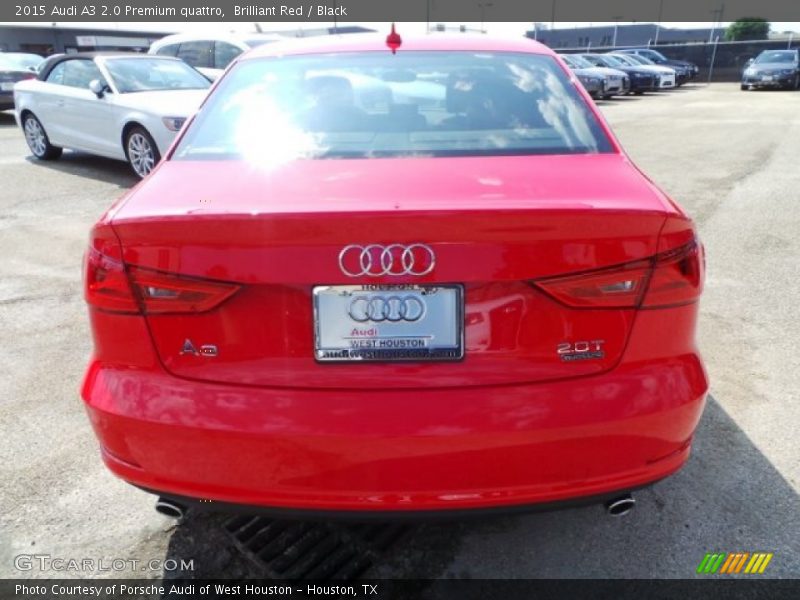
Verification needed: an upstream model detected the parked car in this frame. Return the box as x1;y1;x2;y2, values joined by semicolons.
14;53;211;177
558;54;605;98
560;53;629;99
608;53;676;89
617;48;698;83
80;34;707;517
149;32;283;80
0;53;42;110
741;49;800;90
580;53;658;94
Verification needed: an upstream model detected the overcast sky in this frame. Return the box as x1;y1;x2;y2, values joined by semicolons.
9;21;800;35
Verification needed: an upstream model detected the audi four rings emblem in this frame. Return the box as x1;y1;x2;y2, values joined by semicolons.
348;295;426;322
338;244;435;277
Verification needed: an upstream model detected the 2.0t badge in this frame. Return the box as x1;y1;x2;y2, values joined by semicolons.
557;340;606;362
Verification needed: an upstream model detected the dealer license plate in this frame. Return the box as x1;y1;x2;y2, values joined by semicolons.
761;76;774;82
313;284;463;362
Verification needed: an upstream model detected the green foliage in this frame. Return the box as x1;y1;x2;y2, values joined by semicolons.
725;19;770;41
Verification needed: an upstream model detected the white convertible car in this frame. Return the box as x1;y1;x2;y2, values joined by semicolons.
14;53;211;178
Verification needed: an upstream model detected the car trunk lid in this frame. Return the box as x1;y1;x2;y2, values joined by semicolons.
111;154;674;389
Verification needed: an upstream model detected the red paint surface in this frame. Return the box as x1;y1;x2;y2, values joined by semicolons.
81;35;708;512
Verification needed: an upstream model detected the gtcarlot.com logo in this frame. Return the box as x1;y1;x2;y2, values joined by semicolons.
697;552;773;575
14;554;194;573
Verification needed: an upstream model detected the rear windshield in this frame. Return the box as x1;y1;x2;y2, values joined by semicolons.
173;51;614;163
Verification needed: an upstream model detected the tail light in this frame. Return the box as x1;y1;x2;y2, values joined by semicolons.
533;239;703;309
84;225;239;314
84;224;138;313
641;240;703;308
128;267;239;314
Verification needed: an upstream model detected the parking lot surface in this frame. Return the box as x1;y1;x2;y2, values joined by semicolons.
1;83;798;580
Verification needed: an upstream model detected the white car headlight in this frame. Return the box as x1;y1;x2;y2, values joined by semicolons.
162;117;186;132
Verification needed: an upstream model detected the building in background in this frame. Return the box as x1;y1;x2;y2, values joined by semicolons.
528;23;715;49
0;25;172;54
0;24;374;57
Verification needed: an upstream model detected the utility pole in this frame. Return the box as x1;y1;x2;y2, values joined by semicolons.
612;17;622;48
426;0;431;33
333;0;338;33
709;3;725;43
654;0;664;45
478;2;493;34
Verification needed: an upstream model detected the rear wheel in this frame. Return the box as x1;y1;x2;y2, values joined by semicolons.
22;113;62;160
125;126;160;179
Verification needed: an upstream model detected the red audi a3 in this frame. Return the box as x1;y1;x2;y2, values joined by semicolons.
81;32;708;517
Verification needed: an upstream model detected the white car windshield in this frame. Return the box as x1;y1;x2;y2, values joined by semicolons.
609;55;636;66
561;54;593;69
174;51;614;163
0;53;42;71
104;58;211;93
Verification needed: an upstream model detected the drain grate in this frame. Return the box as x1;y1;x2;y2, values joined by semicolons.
224;515;414;580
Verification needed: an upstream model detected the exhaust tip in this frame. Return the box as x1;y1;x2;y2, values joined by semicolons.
155;498;186;519
605;494;635;517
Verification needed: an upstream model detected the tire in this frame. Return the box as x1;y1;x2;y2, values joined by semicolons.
741;83;748;91
22;113;62;160
124;126;160;179
794;75;800;90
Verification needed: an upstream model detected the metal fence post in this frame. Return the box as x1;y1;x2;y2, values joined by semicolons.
707;35;720;84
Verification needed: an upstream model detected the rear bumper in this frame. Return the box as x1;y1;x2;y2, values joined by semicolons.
82;350;708;513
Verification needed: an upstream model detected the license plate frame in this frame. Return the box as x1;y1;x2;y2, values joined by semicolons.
313;284;464;363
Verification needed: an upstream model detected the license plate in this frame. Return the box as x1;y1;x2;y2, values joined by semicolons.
762;76;774;82
313;284;463;362
0;82;14;91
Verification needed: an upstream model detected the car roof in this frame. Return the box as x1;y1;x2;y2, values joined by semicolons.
243;33;552;60
37;52;176;81
151;31;283;48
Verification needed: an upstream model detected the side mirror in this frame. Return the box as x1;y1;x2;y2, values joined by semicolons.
89;79;107;98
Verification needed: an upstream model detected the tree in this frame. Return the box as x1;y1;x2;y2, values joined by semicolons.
725;18;770;41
